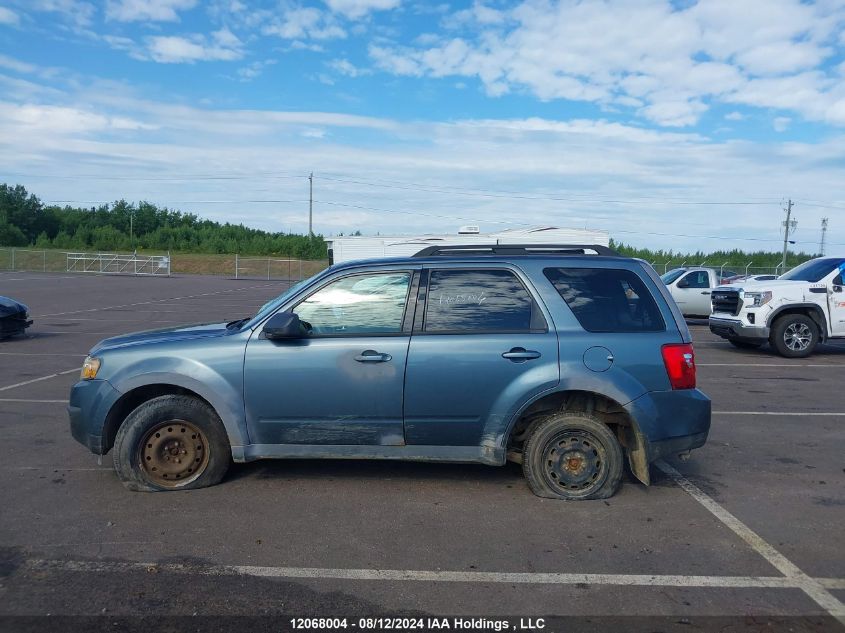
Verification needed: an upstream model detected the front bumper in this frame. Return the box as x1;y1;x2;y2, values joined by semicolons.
68;379;122;455
709;316;770;341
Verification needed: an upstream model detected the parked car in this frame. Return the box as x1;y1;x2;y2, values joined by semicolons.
0;296;33;339
661;267;738;317
710;256;845;357
721;274;779;285
69;244;711;500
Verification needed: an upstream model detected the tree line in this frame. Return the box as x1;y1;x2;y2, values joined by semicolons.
0;183;821;266
0;184;328;259
609;239;816;270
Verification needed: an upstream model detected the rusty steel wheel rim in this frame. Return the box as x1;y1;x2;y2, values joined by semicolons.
541;430;608;494
139;420;209;488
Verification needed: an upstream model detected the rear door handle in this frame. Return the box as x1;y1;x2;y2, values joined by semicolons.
701;291;711;295
502;347;541;361
354;350;392;362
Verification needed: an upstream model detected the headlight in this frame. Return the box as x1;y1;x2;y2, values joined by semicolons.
742;291;772;307
80;356;101;380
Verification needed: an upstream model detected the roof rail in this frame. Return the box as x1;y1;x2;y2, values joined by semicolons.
412;244;619;258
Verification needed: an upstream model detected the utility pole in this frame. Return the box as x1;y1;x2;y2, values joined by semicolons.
308;172;313;237
819;217;828;256
781;199;795;272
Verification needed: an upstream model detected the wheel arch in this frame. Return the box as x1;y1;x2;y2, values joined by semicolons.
503;389;651;485
104;371;247;455
767;304;829;341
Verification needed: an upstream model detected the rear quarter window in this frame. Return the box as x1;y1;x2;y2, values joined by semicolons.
544;267;665;333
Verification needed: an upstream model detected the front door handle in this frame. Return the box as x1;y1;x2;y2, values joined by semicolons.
354;350;392;362
701;291;711;295
502;347;541;361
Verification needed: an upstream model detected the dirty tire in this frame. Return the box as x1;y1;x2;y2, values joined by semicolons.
113;395;230;492
728;338;764;350
523;412;623;500
770;313;818;358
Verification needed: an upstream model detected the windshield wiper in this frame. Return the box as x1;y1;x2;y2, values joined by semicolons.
226;317;252;329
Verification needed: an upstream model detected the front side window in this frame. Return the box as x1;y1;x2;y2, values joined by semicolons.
424;269;544;333
295;272;411;335
544;267;665;333
679;271;709;289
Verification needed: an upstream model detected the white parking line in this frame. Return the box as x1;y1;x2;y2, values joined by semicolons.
14;559;807;588
0;352;85;357
714;411;845;416
0;369;78;392
656;461;845;622
0;398;69;403
699;363;844;368
35;283;276;318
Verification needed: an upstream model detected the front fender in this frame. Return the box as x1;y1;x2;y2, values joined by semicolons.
107;357;248;451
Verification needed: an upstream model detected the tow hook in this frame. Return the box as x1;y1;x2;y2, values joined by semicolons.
677;450;691;462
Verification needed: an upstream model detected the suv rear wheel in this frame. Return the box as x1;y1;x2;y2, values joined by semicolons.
113;395;230;492
523;413;623;500
770;313;819;358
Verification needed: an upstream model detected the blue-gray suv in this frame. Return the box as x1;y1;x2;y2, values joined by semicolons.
69;244;710;500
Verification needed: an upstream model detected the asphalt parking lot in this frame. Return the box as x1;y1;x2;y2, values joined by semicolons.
0;271;843;631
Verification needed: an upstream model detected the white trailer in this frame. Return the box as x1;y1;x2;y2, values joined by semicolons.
326;226;610;265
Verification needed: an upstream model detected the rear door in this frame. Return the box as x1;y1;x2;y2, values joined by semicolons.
403;266;559;446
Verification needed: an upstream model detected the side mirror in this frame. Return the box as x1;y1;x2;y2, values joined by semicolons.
833;274;843;288
677;278;689;289
263;312;307;340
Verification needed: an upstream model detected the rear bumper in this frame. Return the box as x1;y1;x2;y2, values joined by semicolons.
68;379;122;455
709;317;769;341
625;388;711;463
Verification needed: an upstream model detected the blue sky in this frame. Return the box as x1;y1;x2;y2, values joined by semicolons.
1;0;844;253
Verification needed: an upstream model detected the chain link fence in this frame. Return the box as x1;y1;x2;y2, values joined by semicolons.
0;247;328;280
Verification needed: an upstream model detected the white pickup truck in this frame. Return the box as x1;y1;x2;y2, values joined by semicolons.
661;267;737;317
709;257;845;357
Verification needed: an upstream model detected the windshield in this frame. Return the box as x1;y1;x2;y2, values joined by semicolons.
249;276;320;325
660;269;686;284
780;258;845;283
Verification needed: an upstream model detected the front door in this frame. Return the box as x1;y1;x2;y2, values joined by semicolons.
829;270;845;336
403;267;559;447
244;270;415;446
674;270;712;315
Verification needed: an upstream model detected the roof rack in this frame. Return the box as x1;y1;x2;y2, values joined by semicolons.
412;244;619;258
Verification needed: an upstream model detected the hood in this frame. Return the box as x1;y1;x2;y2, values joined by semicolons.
90;321;232;354
0;296;29;318
717;279;804;292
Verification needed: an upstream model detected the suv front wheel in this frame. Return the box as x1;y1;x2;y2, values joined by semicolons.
113;395;230;492
523;413;623;500
770;313;819;358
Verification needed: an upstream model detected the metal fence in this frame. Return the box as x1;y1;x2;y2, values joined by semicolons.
650;261;790;276
233;255;329;281
0;247;327;280
66;252;171;276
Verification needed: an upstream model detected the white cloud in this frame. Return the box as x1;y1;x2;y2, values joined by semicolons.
23;0;96;26
773;116;791;132
141;28;244;63
0;6;20;25
236;58;276;81
263;7;346;40
105;0;197;22
328;58;370;77
725;111;745;121
324;0;400;20
368;0;845;127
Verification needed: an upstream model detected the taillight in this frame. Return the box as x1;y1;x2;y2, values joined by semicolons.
662;343;696;390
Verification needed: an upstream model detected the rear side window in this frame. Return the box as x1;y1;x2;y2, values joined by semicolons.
424;269;546;333
544;268;665;333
